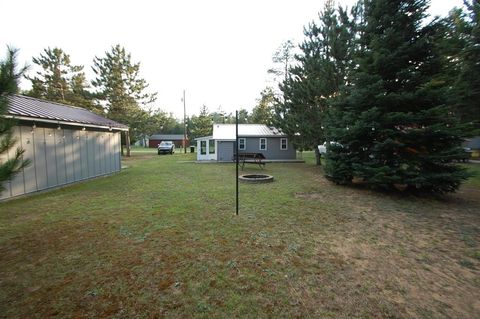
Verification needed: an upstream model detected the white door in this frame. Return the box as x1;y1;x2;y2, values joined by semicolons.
197;139;217;160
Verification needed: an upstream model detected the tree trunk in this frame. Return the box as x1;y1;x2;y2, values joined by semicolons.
314;146;321;166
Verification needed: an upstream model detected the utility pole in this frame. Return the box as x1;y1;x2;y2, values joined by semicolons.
235;110;239;215
183;90;187;153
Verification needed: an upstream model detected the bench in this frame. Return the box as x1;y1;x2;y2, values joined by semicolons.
233;152;266;170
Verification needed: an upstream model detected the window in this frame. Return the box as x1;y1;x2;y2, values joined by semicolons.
200;141;206;154
238;138;246;150
259;138;267;151
209;140;215;154
280;138;288;150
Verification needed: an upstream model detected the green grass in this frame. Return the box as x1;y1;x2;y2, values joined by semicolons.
0;151;479;318
463;162;480;187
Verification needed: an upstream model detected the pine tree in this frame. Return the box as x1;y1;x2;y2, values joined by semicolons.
325;0;470;193
275;0;355;164
237;108;249;124
0;47;30;191
27;47;70;102
250;87;275;125
267;40;295;84
190;105;213;140
26;47;99;111
92;44;157;147
453;0;480;126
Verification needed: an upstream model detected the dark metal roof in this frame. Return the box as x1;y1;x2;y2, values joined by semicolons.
150;134;186;140
5;94;128;130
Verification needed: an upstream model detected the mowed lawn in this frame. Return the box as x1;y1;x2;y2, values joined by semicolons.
1;150;479;318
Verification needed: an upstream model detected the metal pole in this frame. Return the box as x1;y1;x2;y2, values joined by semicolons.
236;110;239;215
183;90;187;153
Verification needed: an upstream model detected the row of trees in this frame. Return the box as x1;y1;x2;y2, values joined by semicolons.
272;0;479;193
23;45;181;145
186;88;277;140
24;45;280;144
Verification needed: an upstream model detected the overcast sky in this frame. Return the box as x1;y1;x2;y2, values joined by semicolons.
1;0;464;118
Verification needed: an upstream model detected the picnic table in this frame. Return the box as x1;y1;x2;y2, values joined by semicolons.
233;152;266;170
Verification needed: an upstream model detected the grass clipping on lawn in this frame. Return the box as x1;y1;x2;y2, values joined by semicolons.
0;150;479;318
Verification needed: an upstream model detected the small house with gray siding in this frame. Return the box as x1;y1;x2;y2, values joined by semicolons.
196;124;296;161
0;95;128;200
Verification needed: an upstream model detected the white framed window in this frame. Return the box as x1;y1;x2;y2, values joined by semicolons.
209;140;215;154
259;138;267;151
238;138;246;150
200;141;206;154
280;138;288;150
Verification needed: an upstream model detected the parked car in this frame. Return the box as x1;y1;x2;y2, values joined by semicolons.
318;142;342;155
158;141;175;155
318;143;327;155
460;147;472;162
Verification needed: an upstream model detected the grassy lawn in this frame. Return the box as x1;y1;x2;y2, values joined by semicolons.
1;150;479;318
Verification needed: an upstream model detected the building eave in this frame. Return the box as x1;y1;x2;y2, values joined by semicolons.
4;115;129;131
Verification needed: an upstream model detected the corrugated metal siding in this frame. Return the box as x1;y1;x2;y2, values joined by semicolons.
211;137;296;161
34;128;48;190
0;125;122;201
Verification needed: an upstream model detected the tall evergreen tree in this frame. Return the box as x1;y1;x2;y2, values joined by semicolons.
189;105;213;140
92;44;157;146
26;47;99;111
275;0;355;164
325;0;470;193
0;47;30;191
452;0;480;126
267;40;295;84
250;87;275;125
237;108;249;124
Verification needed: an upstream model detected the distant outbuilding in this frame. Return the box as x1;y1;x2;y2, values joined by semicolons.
195;124;297;161
148;134;189;148
1;95;128;200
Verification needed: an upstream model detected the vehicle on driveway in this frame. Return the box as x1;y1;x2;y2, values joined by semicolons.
158;141;175;154
318;142;342;155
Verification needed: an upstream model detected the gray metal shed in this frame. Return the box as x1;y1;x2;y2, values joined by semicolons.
0;95;129;200
196;124;297;161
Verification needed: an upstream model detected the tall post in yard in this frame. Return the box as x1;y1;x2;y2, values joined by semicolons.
236;110;239;215
183;90;187;154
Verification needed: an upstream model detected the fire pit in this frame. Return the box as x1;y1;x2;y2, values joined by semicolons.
239;174;274;183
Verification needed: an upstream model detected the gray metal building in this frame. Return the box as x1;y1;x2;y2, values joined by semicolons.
196;124;297;161
0;95;128;200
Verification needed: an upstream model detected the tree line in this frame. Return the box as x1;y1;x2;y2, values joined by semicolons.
187;87;276;140
270;0;479;193
21;45;174;145
8;44;277;144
